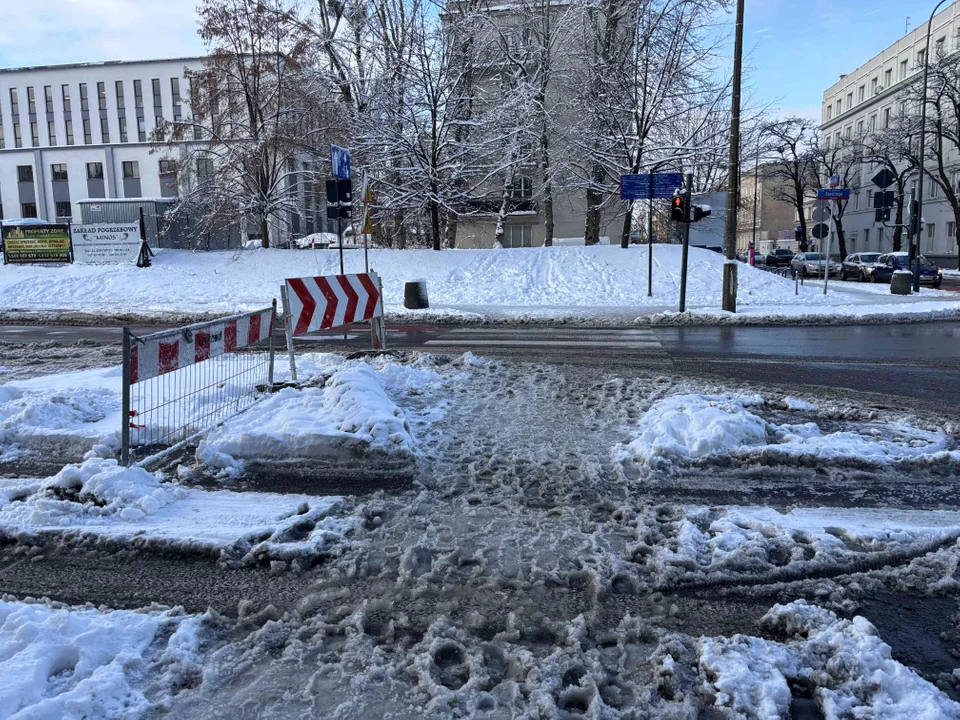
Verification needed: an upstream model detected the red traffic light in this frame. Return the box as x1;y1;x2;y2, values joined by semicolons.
671;195;686;222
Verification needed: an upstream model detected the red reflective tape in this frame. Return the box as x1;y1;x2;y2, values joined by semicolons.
248;313;261;344
358;273;379;319
337;275;359;323
129;344;139;385
159;339;179;374
287;278;315;336
315;276;339;329
195;331;210;362
224;320;238;352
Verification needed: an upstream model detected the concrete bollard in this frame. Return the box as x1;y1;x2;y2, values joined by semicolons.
890;271;912;296
404;279;429;309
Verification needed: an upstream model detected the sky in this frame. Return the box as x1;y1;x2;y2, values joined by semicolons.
0;0;934;121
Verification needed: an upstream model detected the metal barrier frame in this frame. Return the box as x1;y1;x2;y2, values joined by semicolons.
121;303;276;466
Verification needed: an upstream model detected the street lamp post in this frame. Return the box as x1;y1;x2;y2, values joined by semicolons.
722;0;745;312
751;134;761;259
914;0;949;292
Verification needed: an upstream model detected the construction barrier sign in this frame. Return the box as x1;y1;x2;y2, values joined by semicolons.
2;223;72;264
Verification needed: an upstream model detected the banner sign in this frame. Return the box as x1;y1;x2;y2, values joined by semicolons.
2;223;72;264
71;224;141;263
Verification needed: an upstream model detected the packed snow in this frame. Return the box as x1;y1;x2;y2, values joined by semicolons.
0;245;957;323
700;600;960;718
0;598;205;719
617;393;958;469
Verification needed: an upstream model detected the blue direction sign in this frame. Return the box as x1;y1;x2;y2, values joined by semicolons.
620;172;684;200
331;145;351;179
816;188;851;200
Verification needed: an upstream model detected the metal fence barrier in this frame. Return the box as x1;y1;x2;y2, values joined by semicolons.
121;304;276;465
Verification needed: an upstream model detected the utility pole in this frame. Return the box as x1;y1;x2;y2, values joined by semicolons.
751;134;761;261
722;0;745;312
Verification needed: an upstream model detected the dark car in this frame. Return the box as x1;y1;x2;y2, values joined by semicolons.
864;252;943;287
840;252;881;281
765;248;794;266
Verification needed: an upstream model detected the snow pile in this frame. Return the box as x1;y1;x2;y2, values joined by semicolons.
197;362;418;468
700;600;960;718
0;367;121;460
642;505;960;585
0;598;204;719
1;245;955;322
618;393;957;468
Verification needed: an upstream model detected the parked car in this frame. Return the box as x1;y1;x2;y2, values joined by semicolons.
863;252;943;287
765;248;794;266
790;252;841;278
840;252;881;281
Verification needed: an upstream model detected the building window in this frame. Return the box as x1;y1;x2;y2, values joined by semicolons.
61;84;71;112
824;136;830;150
835;100;841;115
87;162;103;180
857;85;865;103
122;161;140;179
917;49;926;68
936;37;946;58
82;117;92;144
929;182;939;198
926;223;936;251
883;108;890;128
871;78;878;95
152;78;162;107
844;126;851;139
884;69;892;88
510;176;533;200
44;85;53;113
196;157;214;180
21;202;37;218
97;82;107;111
17;165;33;183
503;225;532;248
948;221;956;239
47;120;57;146
100;116;110;143
155;114;164;132
137;116;146;142
51;164;68;181
13;123;21;148
856;120;863;136
170;77;181;106
26;86;35;114
55;201;72;218
9;88;18;115
115;81;125;109
826;105;832;121
854;191;860;210
118;115;128;142
868;114;877;131
845;92;852;110
864;228;870;247
64;119;74;145
159;159;176;175
134;80;143;108
30;121;38;147
900;60;908;80
80;83;89;112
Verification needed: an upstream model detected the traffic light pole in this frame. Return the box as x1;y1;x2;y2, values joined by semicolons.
647;182;654;297
678;173;693;313
722;0;745;313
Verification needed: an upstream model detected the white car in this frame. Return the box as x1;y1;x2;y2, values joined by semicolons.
789;252;841;278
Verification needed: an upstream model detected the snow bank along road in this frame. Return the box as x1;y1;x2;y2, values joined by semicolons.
1;347;959;717
2;244;959;325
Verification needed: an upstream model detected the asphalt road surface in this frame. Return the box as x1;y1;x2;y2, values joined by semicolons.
1;320;957;408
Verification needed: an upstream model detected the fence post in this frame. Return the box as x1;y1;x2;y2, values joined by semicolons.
268;298;277;387
121;328;131;466
279;284;298;383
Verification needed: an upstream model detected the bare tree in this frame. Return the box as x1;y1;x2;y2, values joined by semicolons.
762;117;818;251
812;133;862;260
858;120;917;252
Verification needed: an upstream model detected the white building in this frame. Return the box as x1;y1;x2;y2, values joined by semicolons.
0;57;204;224
820;2;960;263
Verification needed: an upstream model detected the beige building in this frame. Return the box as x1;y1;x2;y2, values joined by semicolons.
737;165;800;254
820;1;960;263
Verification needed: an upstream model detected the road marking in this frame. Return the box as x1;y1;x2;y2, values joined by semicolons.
425;339;662;349
424;327;666;353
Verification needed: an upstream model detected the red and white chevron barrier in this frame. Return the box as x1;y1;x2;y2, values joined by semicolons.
284;272;383;336
128;307;274;384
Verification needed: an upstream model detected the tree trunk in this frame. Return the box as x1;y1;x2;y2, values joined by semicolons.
430;195;442;252
620;206;633;248
540;134;554;247
797;217;809;252
835;221;847;260
260;216;270;249
955;208;960;270
445;212;458;249
584;185;602;245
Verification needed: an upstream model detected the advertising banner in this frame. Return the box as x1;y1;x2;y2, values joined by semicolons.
71;224;141;263
2;223;72;264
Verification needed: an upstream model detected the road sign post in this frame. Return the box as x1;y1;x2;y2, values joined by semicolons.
620;172;683;296
678;173;693;313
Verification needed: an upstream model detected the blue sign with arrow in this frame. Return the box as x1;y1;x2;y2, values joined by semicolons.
620;172;684;200
331;145;351;180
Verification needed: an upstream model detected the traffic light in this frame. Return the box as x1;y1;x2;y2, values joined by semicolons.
908;199;919;237
671;194;687;222
691;204;711;222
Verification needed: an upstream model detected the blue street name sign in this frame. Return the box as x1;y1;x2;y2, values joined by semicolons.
816;188;851;200
331;145;351;180
620;172;684;200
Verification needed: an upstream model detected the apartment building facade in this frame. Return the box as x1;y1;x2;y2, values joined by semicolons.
737;165;800;254
0;57;203;226
820;1;960;264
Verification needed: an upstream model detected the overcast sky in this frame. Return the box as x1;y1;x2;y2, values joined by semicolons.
0;0;936;122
